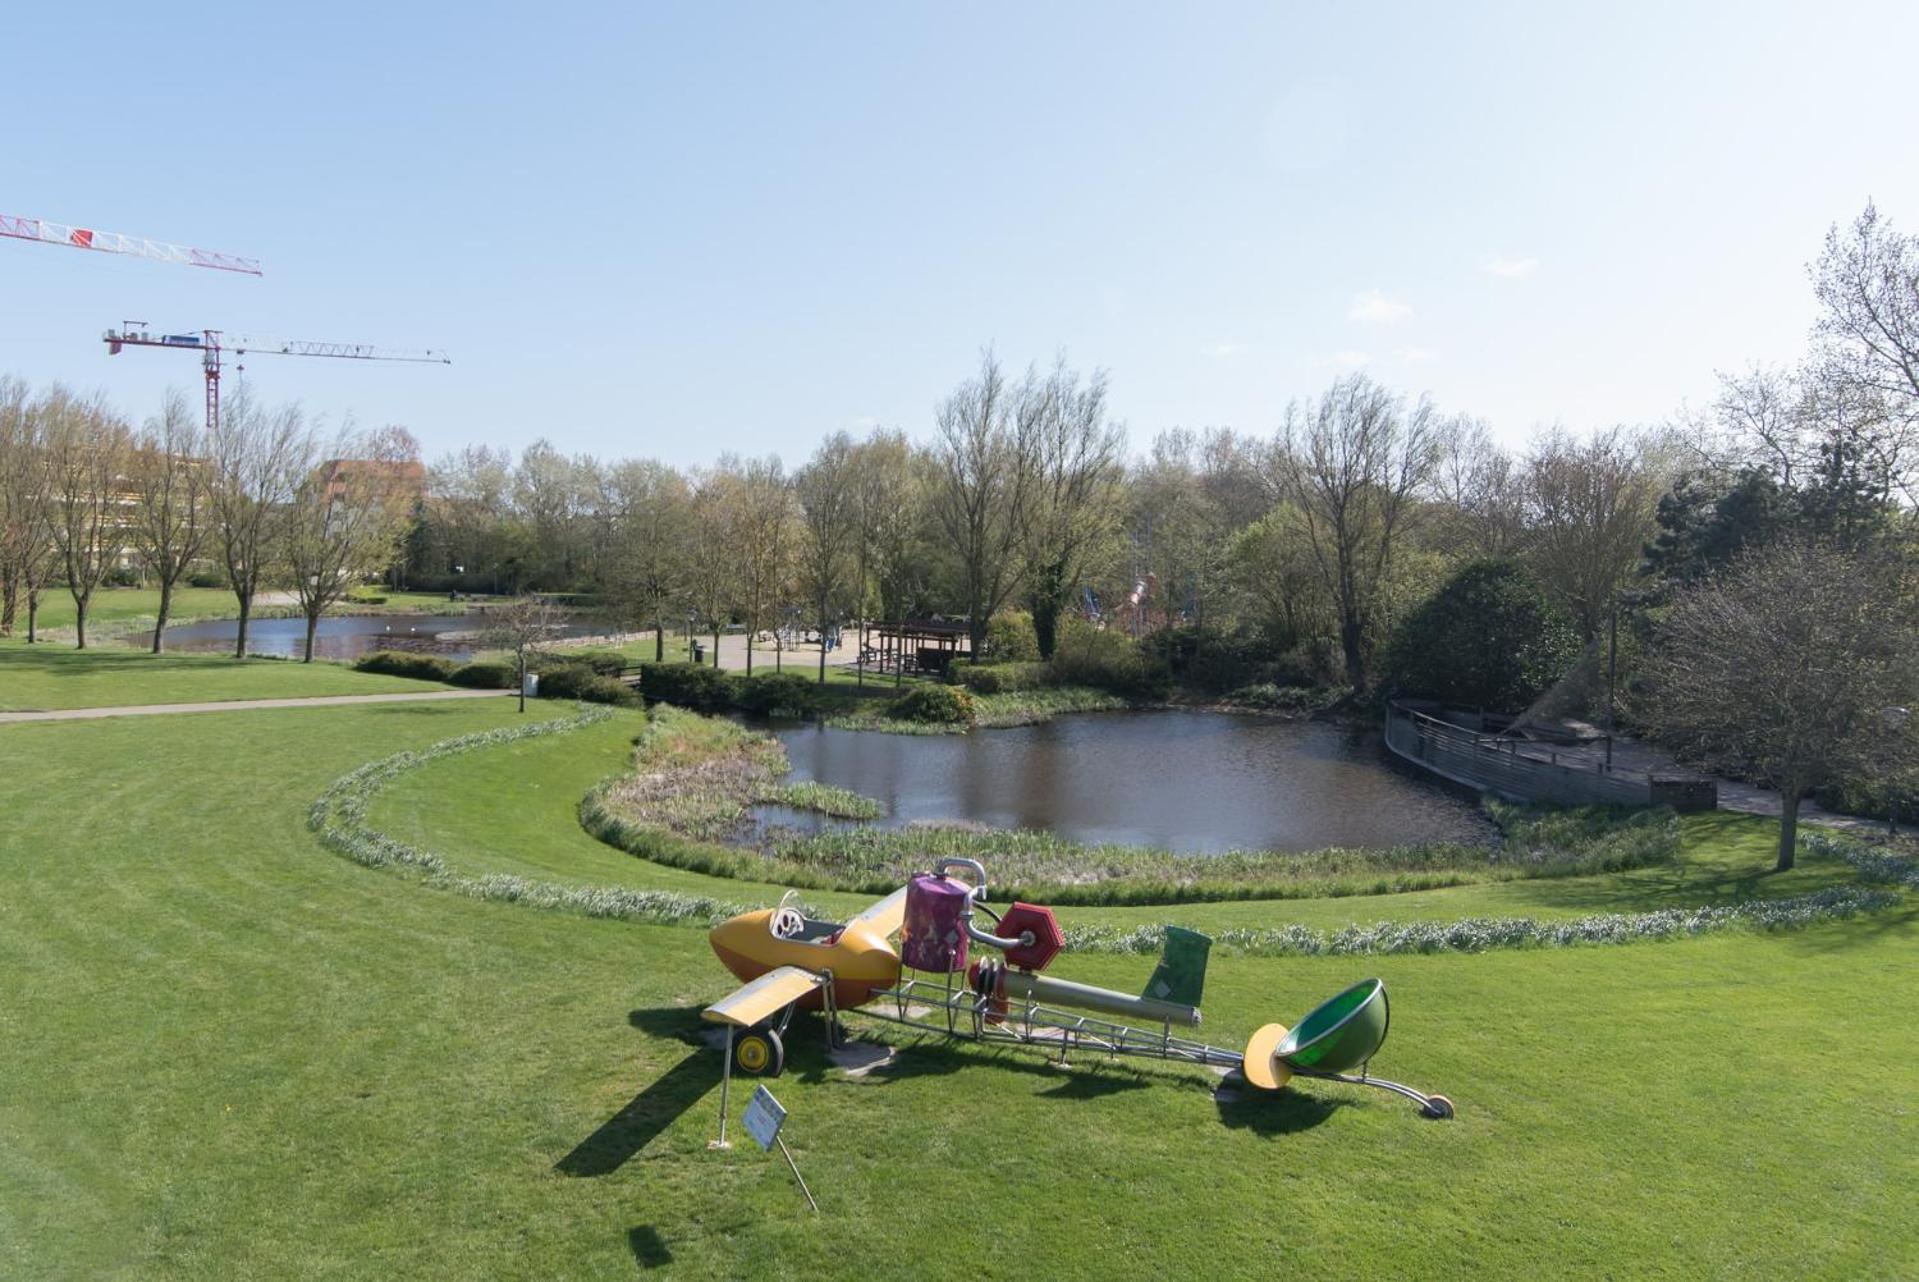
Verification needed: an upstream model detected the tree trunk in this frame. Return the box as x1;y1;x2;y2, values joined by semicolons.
1;574;16;636
654;617;664;663
27;588;40;643
1777;788;1801;871
152;579;174;654
75;598;89;650
712;627;721;669
303;610;319;663
1030;562;1066;660
818;612;829;686
1340;611;1366;690
234;590;253;658
517;649;527;713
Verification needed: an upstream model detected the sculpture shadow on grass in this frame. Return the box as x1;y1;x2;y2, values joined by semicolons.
555;1050;713;1178
626;1225;673;1270
1213;1084;1347;1136
555;1008;717;1179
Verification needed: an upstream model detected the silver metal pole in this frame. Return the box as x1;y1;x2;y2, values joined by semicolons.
709;1027;733;1150
776;1135;819;1212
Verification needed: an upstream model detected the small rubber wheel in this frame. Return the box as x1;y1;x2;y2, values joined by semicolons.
733;1027;785;1078
1420;1094;1455;1120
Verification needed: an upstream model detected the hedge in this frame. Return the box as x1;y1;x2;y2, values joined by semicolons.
353;650;456;681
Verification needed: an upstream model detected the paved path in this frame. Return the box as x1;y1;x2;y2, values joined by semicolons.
0;688;510;724
1513;723;1886;837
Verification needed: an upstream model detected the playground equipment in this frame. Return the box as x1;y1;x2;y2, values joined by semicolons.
700;858;1453;1124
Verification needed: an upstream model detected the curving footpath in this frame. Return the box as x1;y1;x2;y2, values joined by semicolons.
0;688;510;724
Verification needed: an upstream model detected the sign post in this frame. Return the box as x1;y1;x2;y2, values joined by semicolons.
743;1085;817;1213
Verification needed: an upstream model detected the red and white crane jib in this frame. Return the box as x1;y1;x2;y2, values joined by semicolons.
0;212;262;275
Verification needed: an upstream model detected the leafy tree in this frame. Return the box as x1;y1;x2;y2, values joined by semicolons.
1643;468;1793;587
1637;540;1918;869
1382;559;1579;712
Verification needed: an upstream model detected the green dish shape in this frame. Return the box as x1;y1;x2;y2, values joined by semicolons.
1278;978;1390;1074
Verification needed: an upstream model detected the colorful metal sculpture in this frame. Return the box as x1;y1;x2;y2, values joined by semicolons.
699;859;1454;1124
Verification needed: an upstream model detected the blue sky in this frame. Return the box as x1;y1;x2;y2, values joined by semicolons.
4;2;1916;465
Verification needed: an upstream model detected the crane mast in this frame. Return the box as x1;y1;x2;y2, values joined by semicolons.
105;326;450;432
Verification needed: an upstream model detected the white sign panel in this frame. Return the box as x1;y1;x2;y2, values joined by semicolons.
743;1085;786;1153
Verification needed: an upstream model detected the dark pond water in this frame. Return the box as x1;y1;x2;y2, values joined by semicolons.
131;612;605;662
767;710;1492;854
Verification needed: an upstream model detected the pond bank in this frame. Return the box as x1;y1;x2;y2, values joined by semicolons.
581;706;1681;905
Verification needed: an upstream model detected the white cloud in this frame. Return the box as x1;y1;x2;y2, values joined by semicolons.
847;415;882;430
1327;349;1372;368
1348;289;1413;324
1481;254;1539;278
1202;341;1247;357
1396;345;1439;363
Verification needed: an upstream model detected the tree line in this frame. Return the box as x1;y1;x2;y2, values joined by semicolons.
0;382;417;660
3;204;1915;803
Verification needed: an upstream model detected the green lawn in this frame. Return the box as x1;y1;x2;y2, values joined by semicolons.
2;664;1915;1278
0;639;452;711
17;585;257;635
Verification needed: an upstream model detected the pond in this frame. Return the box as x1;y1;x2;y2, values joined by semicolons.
767;709;1493;855
131;612;606;662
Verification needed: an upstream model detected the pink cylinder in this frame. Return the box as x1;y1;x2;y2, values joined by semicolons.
900;873;970;973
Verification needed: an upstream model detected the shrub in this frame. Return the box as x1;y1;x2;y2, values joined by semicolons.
1046;621;1171;698
535;663;639;706
532;647;627;677
448;660;516;689
637;661;738;712
354;650;456;681
349;593;390;606
952;661;1048;695
734;671;819;717
981;610;1041;662
188;569;226;589
887;683;975;724
1382;560;1579;711
1226;683;1347;713
1272;638;1341;688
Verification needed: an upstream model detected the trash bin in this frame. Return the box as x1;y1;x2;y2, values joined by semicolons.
690;641;705;664
522;672;540;698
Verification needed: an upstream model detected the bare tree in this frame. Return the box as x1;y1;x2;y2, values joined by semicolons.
0;377;58;640
729;455;794;676
1271;373;1441;689
211;387;309;656
1432;416;1526;558
1019;358;1125;657
45;388;132;649
850;429;925;680
1521;427;1665;639
606;459;691;662
1811;202;1919;498
1638;540;1918;869
283;426;419;662
481;594;565;712
685;464;739;666
795;433;858;683
930;351;1035;656
126;390;211;653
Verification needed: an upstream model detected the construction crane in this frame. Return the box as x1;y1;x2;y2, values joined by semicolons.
3;212;261;275
105;325;451;432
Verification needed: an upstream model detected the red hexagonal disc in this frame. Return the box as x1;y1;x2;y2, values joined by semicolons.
999;902;1064;971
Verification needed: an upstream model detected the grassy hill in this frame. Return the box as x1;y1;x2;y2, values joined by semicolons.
1;647;1913;1278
